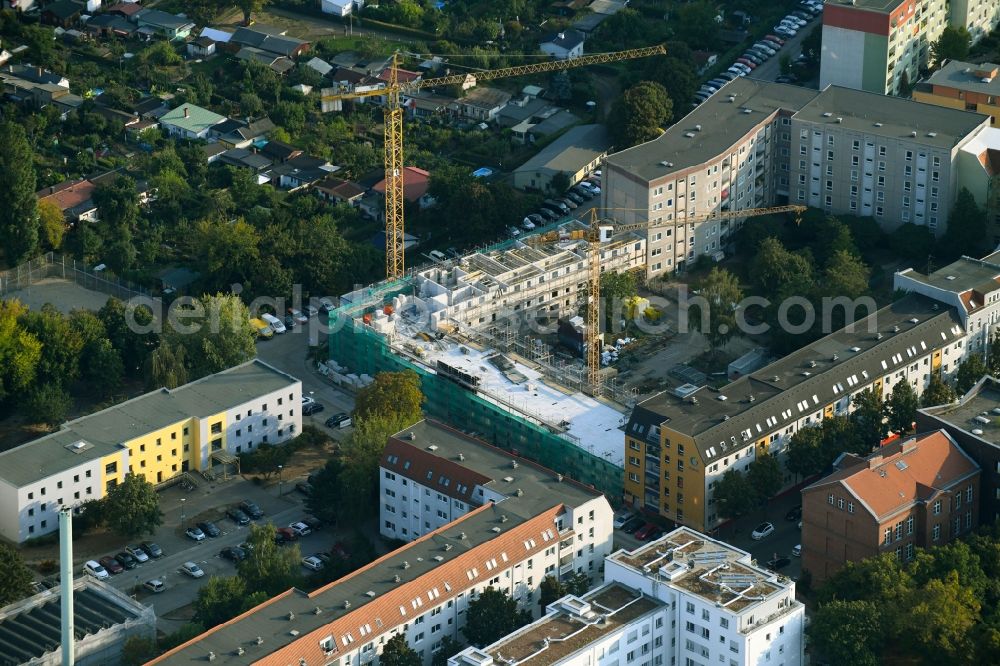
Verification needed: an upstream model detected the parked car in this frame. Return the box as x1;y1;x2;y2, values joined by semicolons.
527;213;546;226
185;526;206;541
125;545;149;563
565;192;585;204
774;25;796;36
762;39;783;50
318;297;337;313
559;197;578;210
571;185;594;199
303;401;325;416
284;315;297;329
289;521;313;537
621;516;645;533
785;14;807;26
537;207;560;221
295;481;313;496
742;53;763;65
767;556;792;570
84;560;109;580
753;44;776;56
98;555;124;575
718;72;738;81
304;305;319;318
325;412;351;428
634;522;658;540
792;544;802;557
521;217;536;230
197;521;221;538
751;522;775;540
144;579;165;593
578;180;598;192
261;312;286;334
303;516;324;532
181;561;205;578
765;35;786;45
240;500;264;520
302;555;325;571
613;511;632;529
221;546;247;562
114;552;137;570
227;507;250;525
785;505;803;521
287;308;308;324
544;198;570;213
140;542;163;559
791;10;812;20
275;526;298;543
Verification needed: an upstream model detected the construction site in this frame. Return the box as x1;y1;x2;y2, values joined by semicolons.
327;221;648;500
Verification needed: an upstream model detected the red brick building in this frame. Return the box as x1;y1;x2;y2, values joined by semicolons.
801;430;980;584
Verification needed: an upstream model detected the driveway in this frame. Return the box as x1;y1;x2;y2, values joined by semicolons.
744;16;819;84
713;487;808;582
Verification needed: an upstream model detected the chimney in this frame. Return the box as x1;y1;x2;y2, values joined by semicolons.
59;508;74;666
868;455;884;470
37;66;42;78
901;437;919;453
558;32;565;40
184;107;189;118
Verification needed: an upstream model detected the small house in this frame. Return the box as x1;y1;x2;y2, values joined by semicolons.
539;30;585;59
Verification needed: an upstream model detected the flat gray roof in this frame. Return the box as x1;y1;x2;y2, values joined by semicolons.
897;255;1000;294
0;359;299;488
793;85;989;150
921;377;1000;448
605;78;817;182
925;60;1000;96
630;295;964;462
826;0;904;13
152;420;603;666
515;124;610;175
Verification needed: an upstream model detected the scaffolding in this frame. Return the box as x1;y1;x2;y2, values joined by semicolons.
328;294;626;501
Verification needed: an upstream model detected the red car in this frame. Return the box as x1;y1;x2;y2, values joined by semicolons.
634;522;658;540
736;58;757;69
98;555;124;575
765;34;786;45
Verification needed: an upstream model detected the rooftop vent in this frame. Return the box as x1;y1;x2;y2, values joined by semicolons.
256;637;263;645
772;375;780;382
876;332;884;340
909;318;919;324
394;574;401;583
402;561;410;569
832;354;839;361
434;555;444;561
289;629;300;637
801;371;812;377
511;460;519;469
500;515;508;523
515;488;524;497
809;360;817;368
315;605;324;614
722;415;730;421
728;95;736;102
874;122;883;127
457;453;465;461
910;131;917;137
426;444;438;451
660;160;669;166
695;124;702;131
208;652;216;662
928;132;937;137
718;394;728;401
850;346;861;352
408;432;416;441
836;117;843;123
556;473;564;482
684;132;696;138
491;526;502;533
503;475;514;483
288;612;295;621
822;112;833;117
344;600;351;609
893;325;900;333
742;108;752;114
690;396;699;405
460;532;467;540
748;394;756;403
444;543;453;551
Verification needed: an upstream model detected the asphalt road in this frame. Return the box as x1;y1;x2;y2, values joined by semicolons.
734;14;819;84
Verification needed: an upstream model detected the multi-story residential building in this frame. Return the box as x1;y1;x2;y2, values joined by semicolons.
0;359;301;543
801;430;980;583
918;375;1000;524
914;60;1000;125
602;78;989;277
452;528;805;666
151;419;614;666
894;249;1000;353
624;294;968;532
954;126;1000;245
450;584;668;666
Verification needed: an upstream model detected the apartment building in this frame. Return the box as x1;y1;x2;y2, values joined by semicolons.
786;85;987;233
151;419;614;666
894;249;1000;353
955;126;1000;245
918;375;1000;524
601;78;988;277
801;430;980;583
624;294;968;532
401;221;645;331
914;61;1000;125
0;360;301;543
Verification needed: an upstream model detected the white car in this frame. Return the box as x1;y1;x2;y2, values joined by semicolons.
302;555;324;571
521;217;536;230
753;44;776;56
302;395;315;406
261;313;286;334
751;522;775;540
185;526;206;541
784;15;807;26
125;545;149;563
144;578;165;593
288;308;308;324
83;560;109;580
290;521;313;537
181;561;205;578
792;544;802;557
732;63;752;74
612;512;632;529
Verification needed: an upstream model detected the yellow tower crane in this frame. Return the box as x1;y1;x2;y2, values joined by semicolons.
321;45;667;280
583;204;807;396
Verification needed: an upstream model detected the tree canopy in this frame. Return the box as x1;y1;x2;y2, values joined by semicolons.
712;469;757;519
463;587;532;647
884;381;918;434
0;122;39;265
238;523;302;596
194;576;267;627
694;267;743;349
353;370;424;425
381;635;422;666
102;473;163;538
608;81;672;149
0;544;34;606
932;26;972;66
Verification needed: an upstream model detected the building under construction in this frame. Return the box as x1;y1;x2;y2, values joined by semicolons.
328;224;644;500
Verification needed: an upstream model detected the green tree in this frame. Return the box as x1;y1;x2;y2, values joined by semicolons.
238;0;270;26
932;26;972;66
712;469;758;519
306;457;345;525
24;384;72;427
0;300;41;405
37;199;65;250
20;304;84;388
194;576;267;627
989;334;1000;376
339;415;413;520
144;341;190;390
851;389;885;449
900;571;980;659
819;415;866;465
608;81;672;149
600;270;637;332
463;587;532;647
540;575;567;608
93;176;140;230
165;293;257;379
785;425;826;478
0;122;39;264
817;552;912;605
98;298;157;377
239;443;292;480
747;453;783;502
121;635;158;666
0;543;34;605
549;172;571;195
942;187;986;259
194;217;261;288
102;473;163;538
820;249;870;300
884;380;918;434
921;371;957;407
889;223;935;263
808;600;883;666
749;237;814;296
956;353;988;394
238;522;302;596
432;637;464;666
674;1;719;49
354;370;424;425
695;267;743;349
382;635;422;666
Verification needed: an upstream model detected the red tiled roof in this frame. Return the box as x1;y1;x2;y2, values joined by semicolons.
382;435;492;502
809;430;979;518
315;176;365;201
107;2;142;16
372;166;430;202
36;179;96;212
378;68;421;83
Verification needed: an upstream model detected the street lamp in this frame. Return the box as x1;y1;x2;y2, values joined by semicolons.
180;498;186;526
277;465;283;497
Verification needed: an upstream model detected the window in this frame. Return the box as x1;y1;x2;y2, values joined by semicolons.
211;422;222;434
933;500;942;515
105;462;117;475
933;524;941;541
